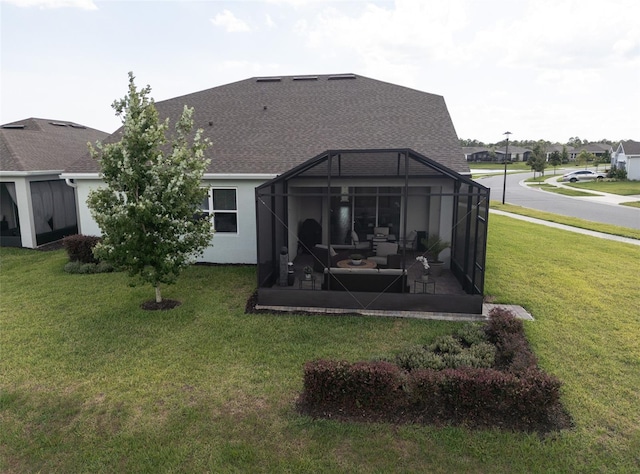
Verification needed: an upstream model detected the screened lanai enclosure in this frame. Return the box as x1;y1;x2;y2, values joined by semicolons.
255;149;490;315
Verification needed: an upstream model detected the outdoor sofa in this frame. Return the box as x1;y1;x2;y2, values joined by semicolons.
321;267;409;293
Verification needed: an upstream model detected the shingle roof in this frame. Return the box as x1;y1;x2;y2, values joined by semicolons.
0;118;108;172
621;140;640;155
66;74;468;175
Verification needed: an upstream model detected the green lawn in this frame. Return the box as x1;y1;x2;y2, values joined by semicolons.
531;183;596;197
565;180;640;196
491;201;640;240
1;218;639;472
468;162;531;171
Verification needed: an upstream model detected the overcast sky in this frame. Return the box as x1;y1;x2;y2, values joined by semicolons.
1;0;638;144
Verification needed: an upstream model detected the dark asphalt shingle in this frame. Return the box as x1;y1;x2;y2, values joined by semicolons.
66;74;468;174
1;118;108;172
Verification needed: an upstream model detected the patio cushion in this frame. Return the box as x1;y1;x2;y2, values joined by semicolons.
376;242;397;257
322;267;408;293
311;245;350;272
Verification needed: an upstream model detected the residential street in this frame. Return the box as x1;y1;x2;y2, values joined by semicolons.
476;171;640;230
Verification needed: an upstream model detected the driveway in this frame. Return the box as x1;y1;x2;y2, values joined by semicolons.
476;170;640;230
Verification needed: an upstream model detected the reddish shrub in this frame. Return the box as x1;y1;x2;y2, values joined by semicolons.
298;310;570;433
485;307;524;342
62;234;101;263
300;359;404;416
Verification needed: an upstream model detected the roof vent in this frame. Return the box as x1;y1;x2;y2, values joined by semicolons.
1;124;25;129
49;121;69;127
293;76;318;81
69;123;86;129
256;77;281;83
327;74;356;80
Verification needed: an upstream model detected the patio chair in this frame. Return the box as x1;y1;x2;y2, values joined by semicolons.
398;230;417;252
369;242;399;268
351;230;371;252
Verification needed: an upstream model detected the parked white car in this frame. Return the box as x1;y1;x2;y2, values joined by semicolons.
559;170;605;182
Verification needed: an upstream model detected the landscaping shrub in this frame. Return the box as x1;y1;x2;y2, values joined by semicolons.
407;366;562;430
392;346;445;371
298;309;569;433
428;334;463;354
607;166;627;180
62;234;101;263
441;348;494;369
384;324;496;371
64;260;114;274
485;308;537;373
455;322;488;346
484;307;524;342
300;359;404;416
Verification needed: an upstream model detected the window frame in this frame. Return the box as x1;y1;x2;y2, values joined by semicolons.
201;187;238;234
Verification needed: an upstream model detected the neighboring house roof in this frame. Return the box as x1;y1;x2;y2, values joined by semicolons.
462;146;488;155
546;144;574;153
65;74;468;175
574;143;612;154
620;140;640;156
495;146;531;155
0;118;108;172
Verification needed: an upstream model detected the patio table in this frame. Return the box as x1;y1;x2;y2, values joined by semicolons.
336;259;377;269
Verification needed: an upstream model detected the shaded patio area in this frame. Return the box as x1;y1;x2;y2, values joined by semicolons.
255;149;489;314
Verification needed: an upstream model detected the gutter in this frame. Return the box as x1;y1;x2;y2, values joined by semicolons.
203;173;279;180
56;172;278;181
0;170;65;177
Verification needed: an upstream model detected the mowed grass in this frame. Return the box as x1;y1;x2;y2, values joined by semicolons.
491;201;640;240
1;216;639;472
565;180;640;196
468;162;532;171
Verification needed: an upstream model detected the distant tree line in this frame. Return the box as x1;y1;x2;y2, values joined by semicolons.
459;137;619;148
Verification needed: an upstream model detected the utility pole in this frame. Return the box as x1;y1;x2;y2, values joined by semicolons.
502;131;512;205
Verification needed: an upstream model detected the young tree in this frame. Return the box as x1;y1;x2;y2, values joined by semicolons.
87;72;213;305
548;150;562;174
575;150;593;169
527;142;547;177
561;145;570;164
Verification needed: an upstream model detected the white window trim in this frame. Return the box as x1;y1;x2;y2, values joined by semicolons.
202;186;238;234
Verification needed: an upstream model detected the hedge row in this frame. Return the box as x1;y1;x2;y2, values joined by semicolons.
485;307;538;374
299;360;561;431
62;234;101;264
298;309;568;432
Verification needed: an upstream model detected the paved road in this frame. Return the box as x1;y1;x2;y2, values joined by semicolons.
476;171;640;230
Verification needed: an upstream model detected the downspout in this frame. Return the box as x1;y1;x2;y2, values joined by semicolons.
64;178;77;188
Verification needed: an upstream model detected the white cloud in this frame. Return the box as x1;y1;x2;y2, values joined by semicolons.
210;9;251;33
265;13;276;28
2;0;97;9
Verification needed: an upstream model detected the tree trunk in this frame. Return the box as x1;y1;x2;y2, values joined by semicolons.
155;285;162;303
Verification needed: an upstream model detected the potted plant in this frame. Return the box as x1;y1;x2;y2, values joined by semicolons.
349;253;364;265
420;235;450;277
303;265;313;280
415;255;430;280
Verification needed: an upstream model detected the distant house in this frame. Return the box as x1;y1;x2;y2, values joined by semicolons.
545;144;574;161
463;147;492;162
495;145;531;162
570;143;612;161
464;146;531;162
611;140;640;180
0;118;108;248
62;74;489;313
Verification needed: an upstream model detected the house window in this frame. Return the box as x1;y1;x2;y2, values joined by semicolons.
201;188;238;233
